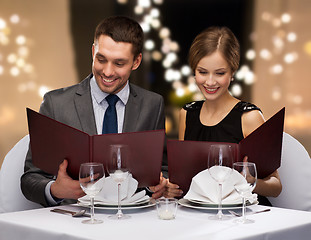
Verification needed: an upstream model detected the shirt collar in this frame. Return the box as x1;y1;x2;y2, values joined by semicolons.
90;76;129;105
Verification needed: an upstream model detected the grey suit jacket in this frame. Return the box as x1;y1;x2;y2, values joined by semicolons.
21;74;165;206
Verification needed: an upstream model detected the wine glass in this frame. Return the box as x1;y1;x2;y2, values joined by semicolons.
107;144;131;220
233;162;257;224
207;144;234;220
79;162;105;224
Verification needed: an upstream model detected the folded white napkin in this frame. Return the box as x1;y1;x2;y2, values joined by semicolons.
184;168;257;204
79;173;148;204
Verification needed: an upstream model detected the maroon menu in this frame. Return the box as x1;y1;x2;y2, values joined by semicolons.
167;107;285;194
26;108;165;187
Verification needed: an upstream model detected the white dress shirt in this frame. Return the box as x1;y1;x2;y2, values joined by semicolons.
45;76;130;205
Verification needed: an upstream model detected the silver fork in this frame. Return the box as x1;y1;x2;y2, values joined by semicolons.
229;208;271;217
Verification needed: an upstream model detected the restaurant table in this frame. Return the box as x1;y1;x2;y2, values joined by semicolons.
0;203;311;240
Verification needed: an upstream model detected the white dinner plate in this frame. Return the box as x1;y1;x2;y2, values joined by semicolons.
78;199;156;210
79;196;150;207
178;198;258;210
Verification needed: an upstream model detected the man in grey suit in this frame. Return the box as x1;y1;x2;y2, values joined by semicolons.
21;16;167;207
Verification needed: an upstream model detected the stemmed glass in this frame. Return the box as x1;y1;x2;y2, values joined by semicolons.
79;162;105;224
207;144;234;220
107;144;131;220
233;162;257;224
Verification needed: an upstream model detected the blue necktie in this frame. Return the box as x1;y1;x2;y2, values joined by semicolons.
102;94;119;134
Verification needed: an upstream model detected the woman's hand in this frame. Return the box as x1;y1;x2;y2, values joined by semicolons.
149;173;168;199
164;180;183;198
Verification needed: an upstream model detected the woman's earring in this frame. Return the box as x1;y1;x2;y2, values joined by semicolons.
231;77;234;82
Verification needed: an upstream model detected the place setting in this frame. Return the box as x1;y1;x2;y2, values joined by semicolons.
178;144;260;223
77;144;155;221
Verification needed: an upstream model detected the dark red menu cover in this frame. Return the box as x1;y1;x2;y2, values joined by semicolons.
26;108;165;187
167;107;285;194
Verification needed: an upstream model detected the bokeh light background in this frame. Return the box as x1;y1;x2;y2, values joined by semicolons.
1;0;310;167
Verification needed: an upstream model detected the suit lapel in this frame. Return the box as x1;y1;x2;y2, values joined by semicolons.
74;75;97;135
123;84;140;132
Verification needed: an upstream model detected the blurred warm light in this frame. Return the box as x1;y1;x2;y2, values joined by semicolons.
246;49;256;60
261;12;272;21
273;36;284;50
287;94;303;105
231;84;242;97
244;71;255;85
10;14;20;24
235;65;250;80
165;69;175;81
165;116;173;134
0;65;4;75
172;80;183;89
134;6;144;14
165;69;181;81
176;88;185;97
138;0;151;8
150;8;160;17
169;41;179;52
10;66;20;76
117;0;128;4
166;52;177;63
272;18;282;27
151;50;162;61
161;40;171;54
188;81;197;92
16;58;25;67
293;95;303;104
0;34;9;45
181;65;191;76
162;59;172;68
24;64;34;73
7;53;17;63
286;112;311;131
276;29;286;38
16;35;26;45
18;83;27;92
270;64;283;74
0;18;6;29
0;107;15;125
303;41;311;55
151;19;161;29
18;46;29;57
284;52;298;64
153;0;163;4
188;83;197;92
287;32;297;42
140;21;150;32
272;88;281;101
281;13;291;23
260;49;272;60
39;86;50;98
159;27;170;39
145;39;155;50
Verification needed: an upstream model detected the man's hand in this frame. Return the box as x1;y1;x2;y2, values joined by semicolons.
149;173;168;199
50;160;85;200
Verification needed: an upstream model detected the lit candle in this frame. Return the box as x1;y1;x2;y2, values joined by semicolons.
159;209;175;220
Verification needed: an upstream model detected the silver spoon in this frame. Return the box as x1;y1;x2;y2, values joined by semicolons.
50;208;90;217
229;208;271;217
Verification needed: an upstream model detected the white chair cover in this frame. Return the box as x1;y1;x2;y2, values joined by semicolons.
0;135;41;213
268;132;311;211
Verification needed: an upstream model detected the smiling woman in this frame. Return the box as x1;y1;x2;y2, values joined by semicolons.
164;26;282;206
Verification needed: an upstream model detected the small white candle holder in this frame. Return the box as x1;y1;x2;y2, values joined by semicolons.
156;198;178;220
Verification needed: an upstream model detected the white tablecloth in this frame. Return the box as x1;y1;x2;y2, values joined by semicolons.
0;204;311;240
